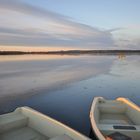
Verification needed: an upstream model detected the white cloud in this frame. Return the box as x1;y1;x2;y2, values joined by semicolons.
1;0;139;50
0;0;116;49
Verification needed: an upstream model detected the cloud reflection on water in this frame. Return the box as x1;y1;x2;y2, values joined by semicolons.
0;55;114;101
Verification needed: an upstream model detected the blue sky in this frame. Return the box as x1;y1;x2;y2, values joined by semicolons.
26;0;140;29
0;0;140;50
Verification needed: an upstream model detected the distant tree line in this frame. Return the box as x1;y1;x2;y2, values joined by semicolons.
0;50;140;55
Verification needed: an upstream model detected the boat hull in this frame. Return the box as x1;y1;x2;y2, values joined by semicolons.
90;97;140;140
0;107;91;140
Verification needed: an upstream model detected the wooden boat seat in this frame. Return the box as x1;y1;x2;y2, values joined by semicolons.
98;124;140;132
0;112;28;133
99;113;133;125
0;126;49;140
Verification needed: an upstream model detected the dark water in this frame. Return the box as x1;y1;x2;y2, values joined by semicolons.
0;54;140;137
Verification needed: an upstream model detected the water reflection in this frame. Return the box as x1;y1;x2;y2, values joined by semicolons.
0;54;139;136
0;54;77;61
0;55;114;101
118;53;126;60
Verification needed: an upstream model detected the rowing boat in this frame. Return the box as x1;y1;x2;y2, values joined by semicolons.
0;106;91;140
90;97;140;140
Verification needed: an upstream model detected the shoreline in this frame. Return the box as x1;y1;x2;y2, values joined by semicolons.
0;50;140;55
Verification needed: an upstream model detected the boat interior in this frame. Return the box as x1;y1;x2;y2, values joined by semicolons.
0;107;82;140
95;98;140;140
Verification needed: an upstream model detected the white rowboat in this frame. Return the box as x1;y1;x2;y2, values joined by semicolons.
0;107;91;140
90;97;140;140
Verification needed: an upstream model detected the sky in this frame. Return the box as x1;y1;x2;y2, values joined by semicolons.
0;0;140;51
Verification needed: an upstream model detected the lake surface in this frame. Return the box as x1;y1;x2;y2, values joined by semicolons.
0;54;140;137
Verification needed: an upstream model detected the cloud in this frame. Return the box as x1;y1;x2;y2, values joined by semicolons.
0;0;115;48
0;27;114;47
107;28;123;33
0;0;68;22
111;26;140;49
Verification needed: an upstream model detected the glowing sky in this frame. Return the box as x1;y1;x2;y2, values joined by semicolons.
0;0;140;50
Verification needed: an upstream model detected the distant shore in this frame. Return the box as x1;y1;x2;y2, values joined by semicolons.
0;50;140;55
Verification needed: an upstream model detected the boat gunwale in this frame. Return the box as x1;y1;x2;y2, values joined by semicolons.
116;97;140;112
89;97;106;140
17;106;91;140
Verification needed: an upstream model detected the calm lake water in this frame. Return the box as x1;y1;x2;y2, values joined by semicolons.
0;54;140;137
